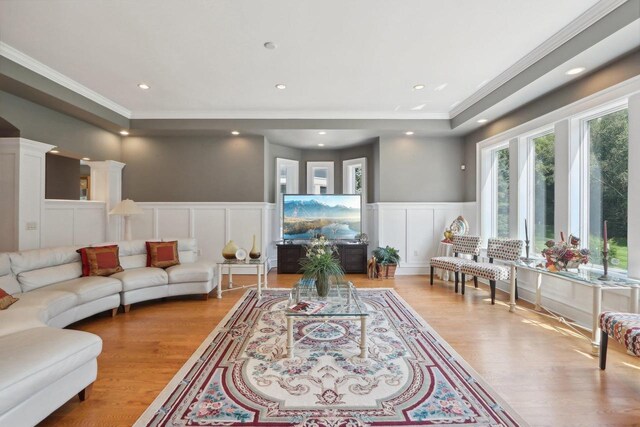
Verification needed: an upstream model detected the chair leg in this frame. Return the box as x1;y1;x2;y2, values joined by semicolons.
461;273;466;295
474;276;478;288
599;330;609;370
489;280;496;305
430;266;434;286
454;272;459;293
515;277;519;300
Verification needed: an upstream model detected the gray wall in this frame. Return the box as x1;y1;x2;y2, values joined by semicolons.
463;140;476;202
45;154;81;200
378;136;466;202
464;48;640;145
0;90;122;161
122;135;267;202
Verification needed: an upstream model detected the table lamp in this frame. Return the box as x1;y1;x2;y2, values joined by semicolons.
109;199;143;240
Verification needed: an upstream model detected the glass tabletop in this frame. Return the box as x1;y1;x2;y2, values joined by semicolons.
516;258;640;288
286;280;367;317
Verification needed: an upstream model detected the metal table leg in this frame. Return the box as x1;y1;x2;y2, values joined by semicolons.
359;316;367;359
217;266;222;299
257;264;262;299
287;317;294;359
591;284;602;355
535;272;542;310
509;265;516;313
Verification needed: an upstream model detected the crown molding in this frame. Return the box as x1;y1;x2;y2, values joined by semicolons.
130;110;451;120
450;0;629;119
0;42;131;118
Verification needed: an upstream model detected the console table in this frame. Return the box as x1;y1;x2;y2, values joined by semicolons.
516;259;640;355
276;242;368;274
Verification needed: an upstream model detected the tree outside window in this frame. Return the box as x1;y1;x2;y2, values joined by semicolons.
533;133;555;252
587;109;628;270
496;148;510;238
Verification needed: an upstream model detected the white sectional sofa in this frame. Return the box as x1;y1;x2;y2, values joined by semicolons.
0;238;215;426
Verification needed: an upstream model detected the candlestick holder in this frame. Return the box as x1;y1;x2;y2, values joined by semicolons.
598;249;610;281
524;239;530;261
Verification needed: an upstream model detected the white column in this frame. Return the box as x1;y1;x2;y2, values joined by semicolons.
554;120;571;238
0;138;55;251
628;93;640;279
85;160;125;242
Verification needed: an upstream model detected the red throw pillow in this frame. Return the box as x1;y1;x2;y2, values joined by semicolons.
146;241;180;268
0;288;19;310
77;245;124;277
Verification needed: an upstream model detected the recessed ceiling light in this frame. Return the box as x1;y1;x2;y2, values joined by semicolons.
137;83;150;90
82;157;90;161
405;131;414;135
231;131;240;135
264;42;277;50
119;130;129;136
318;131;327;135
434;83;448;91
477;118;488;124
50;150;59;154
566;67;586;75
275;84;286;90
413;84;425;90
318;143;325;147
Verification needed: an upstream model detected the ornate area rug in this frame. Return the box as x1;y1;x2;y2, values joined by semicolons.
135;289;527;426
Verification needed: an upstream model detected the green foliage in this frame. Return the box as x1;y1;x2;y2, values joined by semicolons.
587;109;628;270
355;166;362;194
496;148;510;238
299;238;344;283
533;133;555;251
373;246;401;265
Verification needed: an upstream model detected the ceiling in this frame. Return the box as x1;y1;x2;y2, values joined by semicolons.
0;0;638;148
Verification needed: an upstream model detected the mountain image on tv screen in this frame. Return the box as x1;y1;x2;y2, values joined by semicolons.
283;194;361;240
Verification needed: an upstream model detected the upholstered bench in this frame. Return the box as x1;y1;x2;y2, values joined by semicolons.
599;311;640;370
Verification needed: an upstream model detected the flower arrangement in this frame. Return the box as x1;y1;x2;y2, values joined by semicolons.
299;236;344;297
541;235;590;272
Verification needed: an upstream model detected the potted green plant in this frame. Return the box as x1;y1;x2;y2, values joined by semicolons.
299;237;345;297
372;245;401;278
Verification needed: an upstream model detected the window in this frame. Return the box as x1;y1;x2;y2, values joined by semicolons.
531;132;555;252
496;147;510;238
583;108;629;270
275;158;299;238
343;157;366;196
306;162;334;194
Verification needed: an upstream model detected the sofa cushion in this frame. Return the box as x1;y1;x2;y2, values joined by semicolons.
9;246;80;275
0;254;21;295
0;288;18;310
110;267;168;292
147;241;180;268
77;245;124;277
17;262;83;292
0;327;102;415
166;262;214;284
47;276;123;305
0;290;79;336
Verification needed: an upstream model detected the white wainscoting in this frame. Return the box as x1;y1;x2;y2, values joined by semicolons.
130;202;277;271
43;200;107;248
368;202;477;275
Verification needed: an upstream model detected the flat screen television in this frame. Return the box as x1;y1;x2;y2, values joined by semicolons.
283;194;361;240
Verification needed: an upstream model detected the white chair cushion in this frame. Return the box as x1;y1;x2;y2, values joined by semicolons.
47;276;123;304
460;262;511;281
430;256;474;272
0;327;101;415
110;267;168;292
166;262;214;284
17;262;83;292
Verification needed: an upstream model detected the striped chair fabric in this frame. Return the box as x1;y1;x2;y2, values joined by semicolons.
599;311;640;370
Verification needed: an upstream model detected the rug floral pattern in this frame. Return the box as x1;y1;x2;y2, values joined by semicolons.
138;289;525;426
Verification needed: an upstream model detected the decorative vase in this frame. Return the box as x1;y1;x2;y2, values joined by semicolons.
249;234;261;259
222;240;239;260
315;275;330;298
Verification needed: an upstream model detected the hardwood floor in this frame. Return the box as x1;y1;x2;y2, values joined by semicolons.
39;273;640;427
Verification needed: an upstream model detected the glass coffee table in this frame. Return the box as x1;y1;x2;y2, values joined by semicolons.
285;280;368;359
